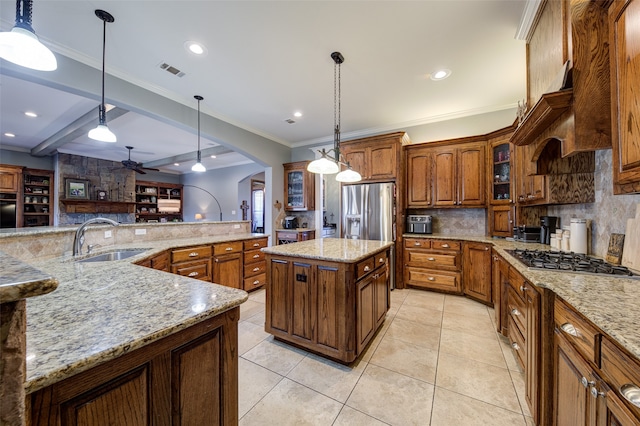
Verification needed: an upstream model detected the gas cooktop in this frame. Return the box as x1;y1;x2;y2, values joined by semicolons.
506;249;639;278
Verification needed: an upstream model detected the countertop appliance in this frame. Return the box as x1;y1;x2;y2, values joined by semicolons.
513;225;541;243
407;215;432;234
283;216;299;229
506;248;639;278
540;216;558;245
342;182;396;288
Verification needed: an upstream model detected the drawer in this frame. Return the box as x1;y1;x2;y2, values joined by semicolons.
508;314;526;370
554;297;599;364
507;286;526;337
374;251;388;268
404;267;461;292
171;259;212;281
171;245;212;263
356;256;375;280
277;231;297;241
601;337;640;418
213;241;243;256
244;237;268;250
508;267;528;298
244;249;265;264
431;240;461;251
405;249;460;270
404;238;431;249
244;261;266;278
244;273;266;291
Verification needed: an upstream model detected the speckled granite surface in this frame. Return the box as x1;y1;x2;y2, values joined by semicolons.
18;233;268;394
0;252;58;303
404;233;640;361
262;238;393;262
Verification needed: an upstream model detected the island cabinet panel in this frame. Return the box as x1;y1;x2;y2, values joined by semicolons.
356;274;376;353
291;262;314;342
267;259;290;334
29;307;239;426
316;265;341;351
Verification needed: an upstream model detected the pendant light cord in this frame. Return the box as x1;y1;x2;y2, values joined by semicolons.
334;57;341;153
15;0;32;28
99;16;106;123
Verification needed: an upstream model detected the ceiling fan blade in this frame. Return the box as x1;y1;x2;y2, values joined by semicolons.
141;166;160;172
133;168;147;174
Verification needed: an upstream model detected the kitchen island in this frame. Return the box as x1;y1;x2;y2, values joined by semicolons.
263;238;393;363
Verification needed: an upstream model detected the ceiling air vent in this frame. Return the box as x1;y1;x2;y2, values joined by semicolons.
284;118;295;124
159;62;185;78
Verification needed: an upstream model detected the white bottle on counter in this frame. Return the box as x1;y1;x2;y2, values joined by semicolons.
570;218;588;254
562;231;571;251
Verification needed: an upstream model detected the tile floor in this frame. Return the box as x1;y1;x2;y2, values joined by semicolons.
237;288;534;425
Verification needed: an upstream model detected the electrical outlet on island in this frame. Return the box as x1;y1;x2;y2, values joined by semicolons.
135;228;147;235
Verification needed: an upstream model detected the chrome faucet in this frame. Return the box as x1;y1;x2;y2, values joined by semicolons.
73;218;119;256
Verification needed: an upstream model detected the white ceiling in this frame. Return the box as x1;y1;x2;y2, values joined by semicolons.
0;0;528;174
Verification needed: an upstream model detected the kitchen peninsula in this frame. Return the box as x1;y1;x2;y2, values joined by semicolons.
1;221;264;425
263;238;392;363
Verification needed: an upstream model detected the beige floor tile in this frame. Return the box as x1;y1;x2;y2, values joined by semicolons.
383;317;441;350
436;352;522;413
238;358;282;418
431;387;527;426
498;334;523;372
239;378;343;426
240;299;265;321
525;415;535;425
346;364;435;426
510;369;532;417
333;406;390;425
389;288;409;308
441;310;497;339
369;336;439;384
248;288;266;304
242;336;307;376
402;289;446;311
359;318;391;363
444;295;491;317
286;353;367;402
245;310;266;326
439;328;507;368
395;303;443;327
238;320;271;355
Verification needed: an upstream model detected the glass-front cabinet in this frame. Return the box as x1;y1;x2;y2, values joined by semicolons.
491;143;512;203
283;161;315;211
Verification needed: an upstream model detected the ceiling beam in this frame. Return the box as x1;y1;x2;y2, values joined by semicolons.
30;107;129;157
143;146;234;167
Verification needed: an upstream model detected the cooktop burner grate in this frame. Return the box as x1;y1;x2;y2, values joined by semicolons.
505;249;639;278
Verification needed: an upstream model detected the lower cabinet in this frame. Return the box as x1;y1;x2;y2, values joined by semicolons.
462;241;492;304
212;241;243;289
492;251;509;335
29;307;240;425
265;249;389;363
243;238;268;291
276;230;315;245
403;238;462;293
170;245;212;281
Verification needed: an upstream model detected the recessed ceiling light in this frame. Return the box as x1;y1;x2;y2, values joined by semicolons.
174;163;180;166
294;111;303;118
210;155;217;159
4;132;15;137
184;41;207;56
24;111;38;117
430;69;451;81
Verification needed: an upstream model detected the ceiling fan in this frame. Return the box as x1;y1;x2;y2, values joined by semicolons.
120;146;159;174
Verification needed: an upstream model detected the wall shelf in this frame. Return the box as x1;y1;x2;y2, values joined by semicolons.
60;199;136;214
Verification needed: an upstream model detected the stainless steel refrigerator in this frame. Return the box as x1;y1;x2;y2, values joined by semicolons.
341;182;396;288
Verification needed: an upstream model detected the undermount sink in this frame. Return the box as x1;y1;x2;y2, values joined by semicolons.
77;249;149;263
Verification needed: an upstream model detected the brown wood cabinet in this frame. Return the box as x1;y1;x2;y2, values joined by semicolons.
405;145;432;208
489;205;515;237
265;248;390;363
492;251;509;336
283;161;315;211
135;180;183;222
432;142;486;207
22;169;53;227
340;134;405;182
610;0;640;194
29;307;240;425
243;237;268;291
462;242;492;305
276;229;315;245
213;241;243;289
403;238;462;293
0;164;21;193
170;245;213;281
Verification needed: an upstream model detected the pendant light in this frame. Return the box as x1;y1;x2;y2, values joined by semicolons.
191;95;206;172
0;0;57;71
307;52;361;183
88;9;117;143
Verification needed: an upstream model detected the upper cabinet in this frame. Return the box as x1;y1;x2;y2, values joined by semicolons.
512;0;611;156
340;132;408;182
406;145;432;207
284;161;315;211
0;165;22;193
609;0;640;194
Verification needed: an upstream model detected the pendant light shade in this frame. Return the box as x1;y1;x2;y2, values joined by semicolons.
88;9;116;143
0;0;57;71
307;51;361;183
191;95;206;172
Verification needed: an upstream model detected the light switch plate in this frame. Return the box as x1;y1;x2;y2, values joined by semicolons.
104;230;112;239
233;224;240;229
135;228;147;235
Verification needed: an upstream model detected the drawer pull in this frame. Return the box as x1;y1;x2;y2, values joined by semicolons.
590;386;604;399
428;277;435;281
580;377;595;388
428;257;436;261
442;243;450;248
519;285;527;292
253;280;260;285
225;247;233;251
363;265;371;272
414;242;422;246
511;308;521;316
511;342;520;351
620;384;640;408
253;254;260;259
253;267;260;272
560;323;579;337
188;271;199;277
189;252;199;257
379;258;384;263
253;243;260;247
484;247;489;251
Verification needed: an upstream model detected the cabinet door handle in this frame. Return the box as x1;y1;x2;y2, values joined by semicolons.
581;377;595;388
428;277;435;281
225;247;233;251
189;252;199;257
253;280;260;285
519;285;527;292
428;257;436;261
364;266;370;272
188;271;199;277
511;342;520;351
253;254;260;259
442;243;450;248
511;308;521;316
620;384;640;408
560;323;579;337
253;267;260;272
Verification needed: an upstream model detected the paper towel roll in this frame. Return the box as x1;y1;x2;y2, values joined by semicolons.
570;218;588;254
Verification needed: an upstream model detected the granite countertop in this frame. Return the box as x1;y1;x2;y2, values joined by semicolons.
275;228;316;233
20;233;267;394
262;238;393;263
0;252;58;303
403;233;640;360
